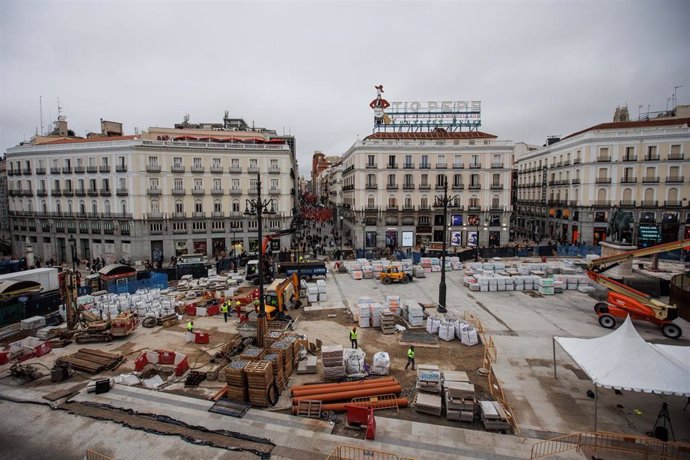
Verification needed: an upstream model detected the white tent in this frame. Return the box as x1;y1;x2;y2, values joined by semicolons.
554;316;690;397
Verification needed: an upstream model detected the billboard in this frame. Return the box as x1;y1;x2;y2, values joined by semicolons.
401;231;414;247
467;231;478;248
451;215;463;226
450;231;462;246
385;230;398;248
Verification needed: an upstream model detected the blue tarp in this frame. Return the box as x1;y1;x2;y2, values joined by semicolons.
104;272;168;294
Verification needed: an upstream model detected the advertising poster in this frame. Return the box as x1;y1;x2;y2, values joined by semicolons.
489;231;500;247
450;231;462;246
385;230;398;248
401;231;414;247
366;231;377;248
467;231;478;247
193;240;207;256
451;215;463;226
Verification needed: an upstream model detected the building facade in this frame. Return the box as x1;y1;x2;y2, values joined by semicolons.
514;117;690;246
5;116;298;264
340;131;514;251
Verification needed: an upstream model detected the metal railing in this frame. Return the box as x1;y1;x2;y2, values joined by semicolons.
327;445;407;460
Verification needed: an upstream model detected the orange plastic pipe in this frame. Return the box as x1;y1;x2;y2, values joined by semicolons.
291;377;396;394
292;379;398;397
210;384;228;401
292;398;410;414
292;384;402;404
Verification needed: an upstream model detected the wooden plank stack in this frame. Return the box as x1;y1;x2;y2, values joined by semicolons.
245;360;274;408
479;400;510;431
321;344;345;380
56;348;124;374
224;359;249;402
380;309;396;335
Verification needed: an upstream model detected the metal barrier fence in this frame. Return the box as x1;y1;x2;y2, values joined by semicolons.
326;445;413;460
530;431;690;459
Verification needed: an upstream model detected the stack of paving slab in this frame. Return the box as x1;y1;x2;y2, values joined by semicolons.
444;381;476;422
321;344;345;380
358;303;371;328
402;301;425;327
414;392;443;416
479;400;511;431
386;295;400;315
370;302;383;328
316;279;327;302
416;364;442;394
380;309;396;334
307;284;319;303
536;277;554;295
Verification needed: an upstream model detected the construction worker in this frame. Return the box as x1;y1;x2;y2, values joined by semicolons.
235;300;242;317
350;327;358;349
187;320;194;333
405;345;416;370
220;301;229;323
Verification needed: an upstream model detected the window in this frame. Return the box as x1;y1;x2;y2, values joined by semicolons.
597;168;608;179
65;179;72;191
232;201;240;212
232;179;240;190
231;158;239;168
194;179;202;189
101;157;109;167
405;155;412;167
647;145;657;159
270;159;278;169
175;200;184;213
669;166;679;177
367;174;376;186
79;201;86;214
471;155;479;166
644;188;654;202
367;195;375;208
214;200;222;213
645;166;656;178
469;195;479;208
421;174;428;186
120;200;127;214
249;159;257;168
193;157;202;168
436;174;446;186
213;158;221;167
388;195;396;207
388;155;396;167
148;156;159;166
195;200;203;213
250;179;257;191
421;155;429;167
404;174;413;186
104;200;111;215
404;195;412;208
213;179;221;190
622;188;633;201
54;179;60;191
470;174;479;186
102;178;110;191
454;155;462;166
88;157;96;167
388;174;395;186
597;188;607;202
492;173;500;186
150;200;159;213
420;196;428;208
174;178;183;189
91;200;97;214
173;157;182;167
117;156;125;167
453;174;462;186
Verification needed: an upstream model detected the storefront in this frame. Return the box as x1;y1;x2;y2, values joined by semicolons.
488;231;500;247
193;240;207;256
593;227;607;245
150;240;164;263
175;240;188;256
661;212;680;243
416;226;432;249
212;238;226;258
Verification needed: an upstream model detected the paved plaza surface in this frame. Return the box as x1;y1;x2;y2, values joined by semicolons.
1;257;688;459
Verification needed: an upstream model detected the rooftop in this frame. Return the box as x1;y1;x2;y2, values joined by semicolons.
562;117;690;140
365;129;497;140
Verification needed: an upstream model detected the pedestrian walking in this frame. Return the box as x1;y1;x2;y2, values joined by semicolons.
221;301;229;323
350;327;358;349
405;346;416;370
187;320;194;333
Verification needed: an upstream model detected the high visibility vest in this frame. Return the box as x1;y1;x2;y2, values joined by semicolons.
221;304;228;313
407;348;415;359
350;330;358;340
187;322;193;332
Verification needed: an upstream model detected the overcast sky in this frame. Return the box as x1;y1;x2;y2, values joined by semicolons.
1;0;688;175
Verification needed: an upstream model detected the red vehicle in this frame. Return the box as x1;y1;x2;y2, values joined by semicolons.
587;238;690;339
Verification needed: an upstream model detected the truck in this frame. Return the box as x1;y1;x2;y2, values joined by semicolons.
277;261;327;280
378;266;410;285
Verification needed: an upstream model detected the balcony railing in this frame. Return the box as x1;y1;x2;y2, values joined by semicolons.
665;176;684;183
573;158;581;164
468;184;481;190
171;165;185;173
365;183;378;190
640;200;658;207
116;188;128;196
595;178;612;184
386;205;398;211
22;168;32;175
61;166;71;174
366;163;378;169
403;163;414;169
50;167;61;174
597;156;611;162
642;176;660;183
620;177;637;183
468;205;481;211
450;204;464;210
230;188;242;195
268;166;281;174
87;189;99;196
146;164;161;173
147;188;162;195
62;189;74;197
435;162;447;169
172;212;186;219
571;178;581;184
435;183;446;190
116;165;127;172
418;206;431;212
418;184;431;190
51;189;62;196
269;187;280;195
644;155;660;161
490;183;503;190
191;166;205;173
212;211;224;218
419;163;431;169
211;188;224;195
387;163;398;169
402;205;415;211
172;188;186;196
402;184;415;190
229;166;242;173
668;153;684;160
192;188;206;196
248;166;260;173
664;200;682;207
87;166;98;173
452;184;464;190
75;189;86;196
209;165;224;174
622;155;636;162
100;189;111;196
453;163;464;169
36;168;46;175
491;162;504;169
192;212;206;218
592;200;611;207
469;163;481;169
99;165;110;173
386;184;398;190
37;189;48;197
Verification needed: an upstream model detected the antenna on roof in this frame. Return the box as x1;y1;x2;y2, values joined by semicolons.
39;96;44;135
57;97;62;117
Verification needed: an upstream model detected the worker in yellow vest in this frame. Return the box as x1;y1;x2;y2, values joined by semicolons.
350;327;358;349
187;321;194;333
220;301;229;323
405;346;416;370
235;300;242;317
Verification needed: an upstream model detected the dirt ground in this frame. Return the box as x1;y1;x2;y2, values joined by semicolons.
289;307;491;434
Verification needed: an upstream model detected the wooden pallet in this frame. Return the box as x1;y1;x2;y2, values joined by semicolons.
224;360;249;386
295;399;322;418
245;360;274;389
226;384;248;402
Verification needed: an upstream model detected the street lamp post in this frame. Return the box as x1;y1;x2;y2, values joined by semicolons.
244;173;276;348
68;234;77;273
434;179;458;313
339;214;344;260
361;220;366;260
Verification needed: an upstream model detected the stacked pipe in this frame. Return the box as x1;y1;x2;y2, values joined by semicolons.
291;377;408;413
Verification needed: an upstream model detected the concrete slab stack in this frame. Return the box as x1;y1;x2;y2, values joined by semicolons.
321;344;345;380
479;400;511;431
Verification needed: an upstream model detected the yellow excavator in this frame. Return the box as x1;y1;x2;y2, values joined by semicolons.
259;273;301;321
587;238;690;339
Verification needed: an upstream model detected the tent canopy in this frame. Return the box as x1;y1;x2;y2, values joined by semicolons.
555;317;690;397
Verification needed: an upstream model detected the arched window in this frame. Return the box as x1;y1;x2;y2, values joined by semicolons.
667;188;678;202
420;195;428;209
42;200;47;214
28;201;33;212
644;187;654;203
175;200;184;214
56;201;62;214
120;200;127;214
232;200;240;213
469;195;479;208
195;200;203;213
388;195;396;207
104;200;111;215
622;188;633;202
452;196;461;207
67;200;73;215
91;200;97;214
214;199;222;213
597;188;607;203
151;200;160;213
491;195;500;209
404;194;412;208
79;200;85;214
367;195;375;209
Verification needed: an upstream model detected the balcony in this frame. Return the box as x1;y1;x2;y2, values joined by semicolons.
100;189;111;197
88;212;100;219
147;212;163;220
268;166;281;174
666;176;684;183
247;166;260;173
597;156;611;163
366;163;378;169
36;168;46;175
365;183;378;190
668;153;684;160
172;188;186;196
212;211;224;218
386;205;399;211
210;165;224;174
664;200;682;207
116;165;127;172
146;164;161;173
453;163;464;169
211;188;224;195
644;155;660;161
6;170;15;176
452;184;464;190
641;200;658;207
172;212;186;219
573;158;581;164
37;189;48;197
435;162;447;169
387;163;398;169
22;168;32;175
469;163;481;169
50;167;61;174
191;166;205;173
490;183;503;190
22;190;34;197
468;184;481;190
114;188;128;196
87;189;99;197
61;166;72;174
642;176;660;183
51;189;62;196
74;189;86;196
62;189;74;197
386;184;398;190
403;163;414;169
435;183;446;190
563;161;571;166
571;178;581;184
192;212;206;218
450;204;464;211
230;188;242;195
147;188;162;196
365;206;378;212
622;155;637;162
418;184;431;190
87;166;98;173
592;200;611;207
620;177;637;184
192;188;206;196
468;205;481;211
402;205;415;211
248;188;258;195
171;165;185;173
419;163;431;170
491;162;504;169
402;184;415;190
269;187;280;195
229;166;242;173
418;206;431;212
595;178;612;184
99;165;110;173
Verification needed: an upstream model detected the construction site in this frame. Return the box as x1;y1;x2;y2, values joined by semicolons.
1;240;690;460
